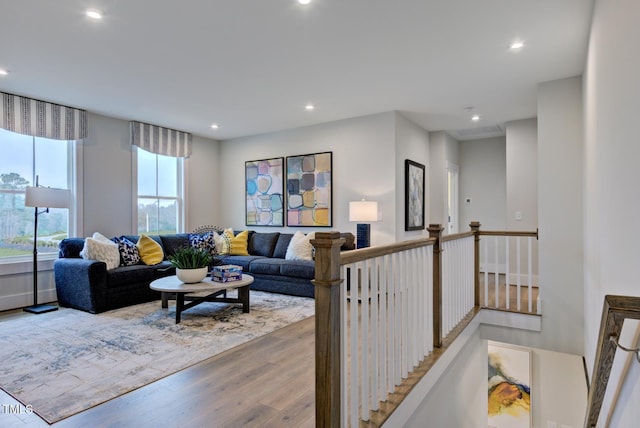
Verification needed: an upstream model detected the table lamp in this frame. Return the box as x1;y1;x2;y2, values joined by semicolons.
349;199;378;249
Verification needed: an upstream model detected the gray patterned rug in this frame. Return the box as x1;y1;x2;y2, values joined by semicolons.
0;291;314;424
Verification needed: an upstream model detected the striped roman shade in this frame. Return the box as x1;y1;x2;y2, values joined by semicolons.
130;121;192;158
0;92;87;140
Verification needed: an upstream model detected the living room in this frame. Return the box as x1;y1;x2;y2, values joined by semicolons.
2;0;640;427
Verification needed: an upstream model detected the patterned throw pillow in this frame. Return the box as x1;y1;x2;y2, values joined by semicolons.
189;232;218;257
113;236;140;266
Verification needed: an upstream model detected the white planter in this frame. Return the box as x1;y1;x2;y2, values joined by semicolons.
176;267;208;283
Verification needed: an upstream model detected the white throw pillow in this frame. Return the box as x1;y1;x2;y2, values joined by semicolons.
213;231;231;255
285;231;316;261
80;232;120;270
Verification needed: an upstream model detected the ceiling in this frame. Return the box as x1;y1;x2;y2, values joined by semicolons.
0;0;594;141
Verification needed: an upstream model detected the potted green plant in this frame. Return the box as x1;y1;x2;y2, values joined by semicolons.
168;246;213;283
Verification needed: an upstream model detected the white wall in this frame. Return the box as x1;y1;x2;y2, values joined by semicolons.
459;137;507;230
537;76;584;356
394;113;430;241
83;113;134;237
219;112;398;246
583;0;640;425
506;119;538;232
428;130;459;231
185;135;221;231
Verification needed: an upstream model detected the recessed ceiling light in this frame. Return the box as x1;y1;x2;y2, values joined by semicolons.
471;115;480;122
210;124;219;130
86;9;103;20
510;41;524;50
0;69;8;76
298;0;312;5
305;104;315;111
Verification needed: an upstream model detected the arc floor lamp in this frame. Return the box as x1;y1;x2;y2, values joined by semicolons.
23;176;71;314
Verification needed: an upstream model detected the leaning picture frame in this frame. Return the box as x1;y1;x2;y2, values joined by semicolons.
245;157;285;226
488;342;532;428
405;159;425;231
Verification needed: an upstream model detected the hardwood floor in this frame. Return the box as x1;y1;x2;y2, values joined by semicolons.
0;312;316;428
479;273;539;313
0;278;537;427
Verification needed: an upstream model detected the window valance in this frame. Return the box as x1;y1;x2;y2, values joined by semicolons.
130;121;192;158
0;91;87;140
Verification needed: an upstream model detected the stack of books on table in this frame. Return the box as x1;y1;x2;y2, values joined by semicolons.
211;265;243;283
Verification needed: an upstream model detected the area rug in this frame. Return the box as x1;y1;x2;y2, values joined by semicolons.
0;291;314;424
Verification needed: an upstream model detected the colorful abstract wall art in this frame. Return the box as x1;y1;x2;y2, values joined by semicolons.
488;342;532;428
285;152;332;227
245;157;284;226
405;159;425;231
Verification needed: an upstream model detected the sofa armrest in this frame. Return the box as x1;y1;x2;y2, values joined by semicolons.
54;258;108;313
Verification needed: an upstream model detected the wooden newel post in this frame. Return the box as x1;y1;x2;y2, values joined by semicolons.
469;221;481;307
428;224;444;348
311;231;345;428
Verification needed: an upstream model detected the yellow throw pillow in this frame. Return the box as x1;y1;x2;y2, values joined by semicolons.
137;234;164;265
223;229;249;256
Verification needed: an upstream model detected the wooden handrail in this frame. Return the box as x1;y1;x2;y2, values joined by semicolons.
478;230;538;239
440;230;475;243
340;237;435;266
584;295;640;427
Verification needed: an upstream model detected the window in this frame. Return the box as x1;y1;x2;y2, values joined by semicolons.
136;147;183;234
0;128;75;259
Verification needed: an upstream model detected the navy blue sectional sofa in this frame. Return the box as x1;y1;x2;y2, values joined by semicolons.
54;231;355;314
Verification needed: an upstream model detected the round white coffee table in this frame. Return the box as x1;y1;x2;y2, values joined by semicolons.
150;274;254;323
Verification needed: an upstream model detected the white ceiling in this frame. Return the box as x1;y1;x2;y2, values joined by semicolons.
0;0;594;141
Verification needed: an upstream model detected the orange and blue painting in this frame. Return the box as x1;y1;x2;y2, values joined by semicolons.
488;343;531;428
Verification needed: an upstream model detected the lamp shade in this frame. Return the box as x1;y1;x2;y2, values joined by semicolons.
25;186;71;208
349;200;378;222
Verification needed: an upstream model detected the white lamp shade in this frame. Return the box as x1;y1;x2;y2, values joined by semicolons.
25;186;71;208
349;200;378;222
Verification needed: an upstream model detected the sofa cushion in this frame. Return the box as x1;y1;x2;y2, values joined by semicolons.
249;232;280;257
272;233;293;259
137;234;165;265
106;264;155;287
222;255;266;271
249;258;287;275
279;260;315;279
160;234;190;258
59;238;85;258
340;232;356;251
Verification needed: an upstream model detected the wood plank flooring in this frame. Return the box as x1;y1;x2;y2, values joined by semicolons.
0;312;316;428
0;279;537;427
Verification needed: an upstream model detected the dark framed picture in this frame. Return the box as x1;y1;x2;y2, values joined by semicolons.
285;151;332;227
405;159;425;231
245;157;284;226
